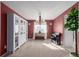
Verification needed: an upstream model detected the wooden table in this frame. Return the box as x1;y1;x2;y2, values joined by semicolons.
35;33;45;40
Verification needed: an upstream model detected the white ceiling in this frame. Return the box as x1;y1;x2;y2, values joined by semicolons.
3;1;77;20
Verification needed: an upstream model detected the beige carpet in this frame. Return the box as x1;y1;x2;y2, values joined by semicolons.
7;39;70;57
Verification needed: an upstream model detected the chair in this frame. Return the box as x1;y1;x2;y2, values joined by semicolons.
51;32;61;45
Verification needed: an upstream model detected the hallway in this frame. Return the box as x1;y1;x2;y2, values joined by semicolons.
7;39;70;57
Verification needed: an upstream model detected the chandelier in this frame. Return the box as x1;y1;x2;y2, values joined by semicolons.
35;12;45;25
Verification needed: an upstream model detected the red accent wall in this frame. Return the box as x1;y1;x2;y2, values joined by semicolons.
53;16;64;41
27;20;34;38
53;2;78;41
0;2;27;56
0;2;1;56
77;32;79;53
46;20;53;38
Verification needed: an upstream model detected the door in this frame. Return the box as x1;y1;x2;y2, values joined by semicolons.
64;29;74;47
19;19;26;46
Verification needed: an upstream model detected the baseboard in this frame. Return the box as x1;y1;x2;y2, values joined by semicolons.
1;52;8;57
1;51;13;57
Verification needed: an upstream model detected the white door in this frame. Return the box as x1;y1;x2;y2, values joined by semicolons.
64;29;74;47
19;19;27;46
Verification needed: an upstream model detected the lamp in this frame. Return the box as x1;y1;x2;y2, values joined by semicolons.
35;12;45;25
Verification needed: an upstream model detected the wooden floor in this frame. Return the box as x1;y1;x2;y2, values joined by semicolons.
7;39;71;57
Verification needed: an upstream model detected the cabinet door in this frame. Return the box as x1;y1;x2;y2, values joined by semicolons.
23;21;26;41
14;14;20;50
19;19;26;46
25;21;28;41
19;19;23;46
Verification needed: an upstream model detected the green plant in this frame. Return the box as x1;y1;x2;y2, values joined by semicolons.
64;8;78;56
71;52;79;57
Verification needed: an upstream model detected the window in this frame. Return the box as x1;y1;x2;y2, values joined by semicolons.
35;24;47;33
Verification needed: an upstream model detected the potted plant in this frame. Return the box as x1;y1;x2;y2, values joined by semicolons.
64;8;79;56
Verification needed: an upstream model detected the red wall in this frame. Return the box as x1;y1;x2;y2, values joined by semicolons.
0;2;27;56
77;32;79;53
53;16;64;41
0;2;1;56
27;20;34;38
53;2;78;41
46;20;53;38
